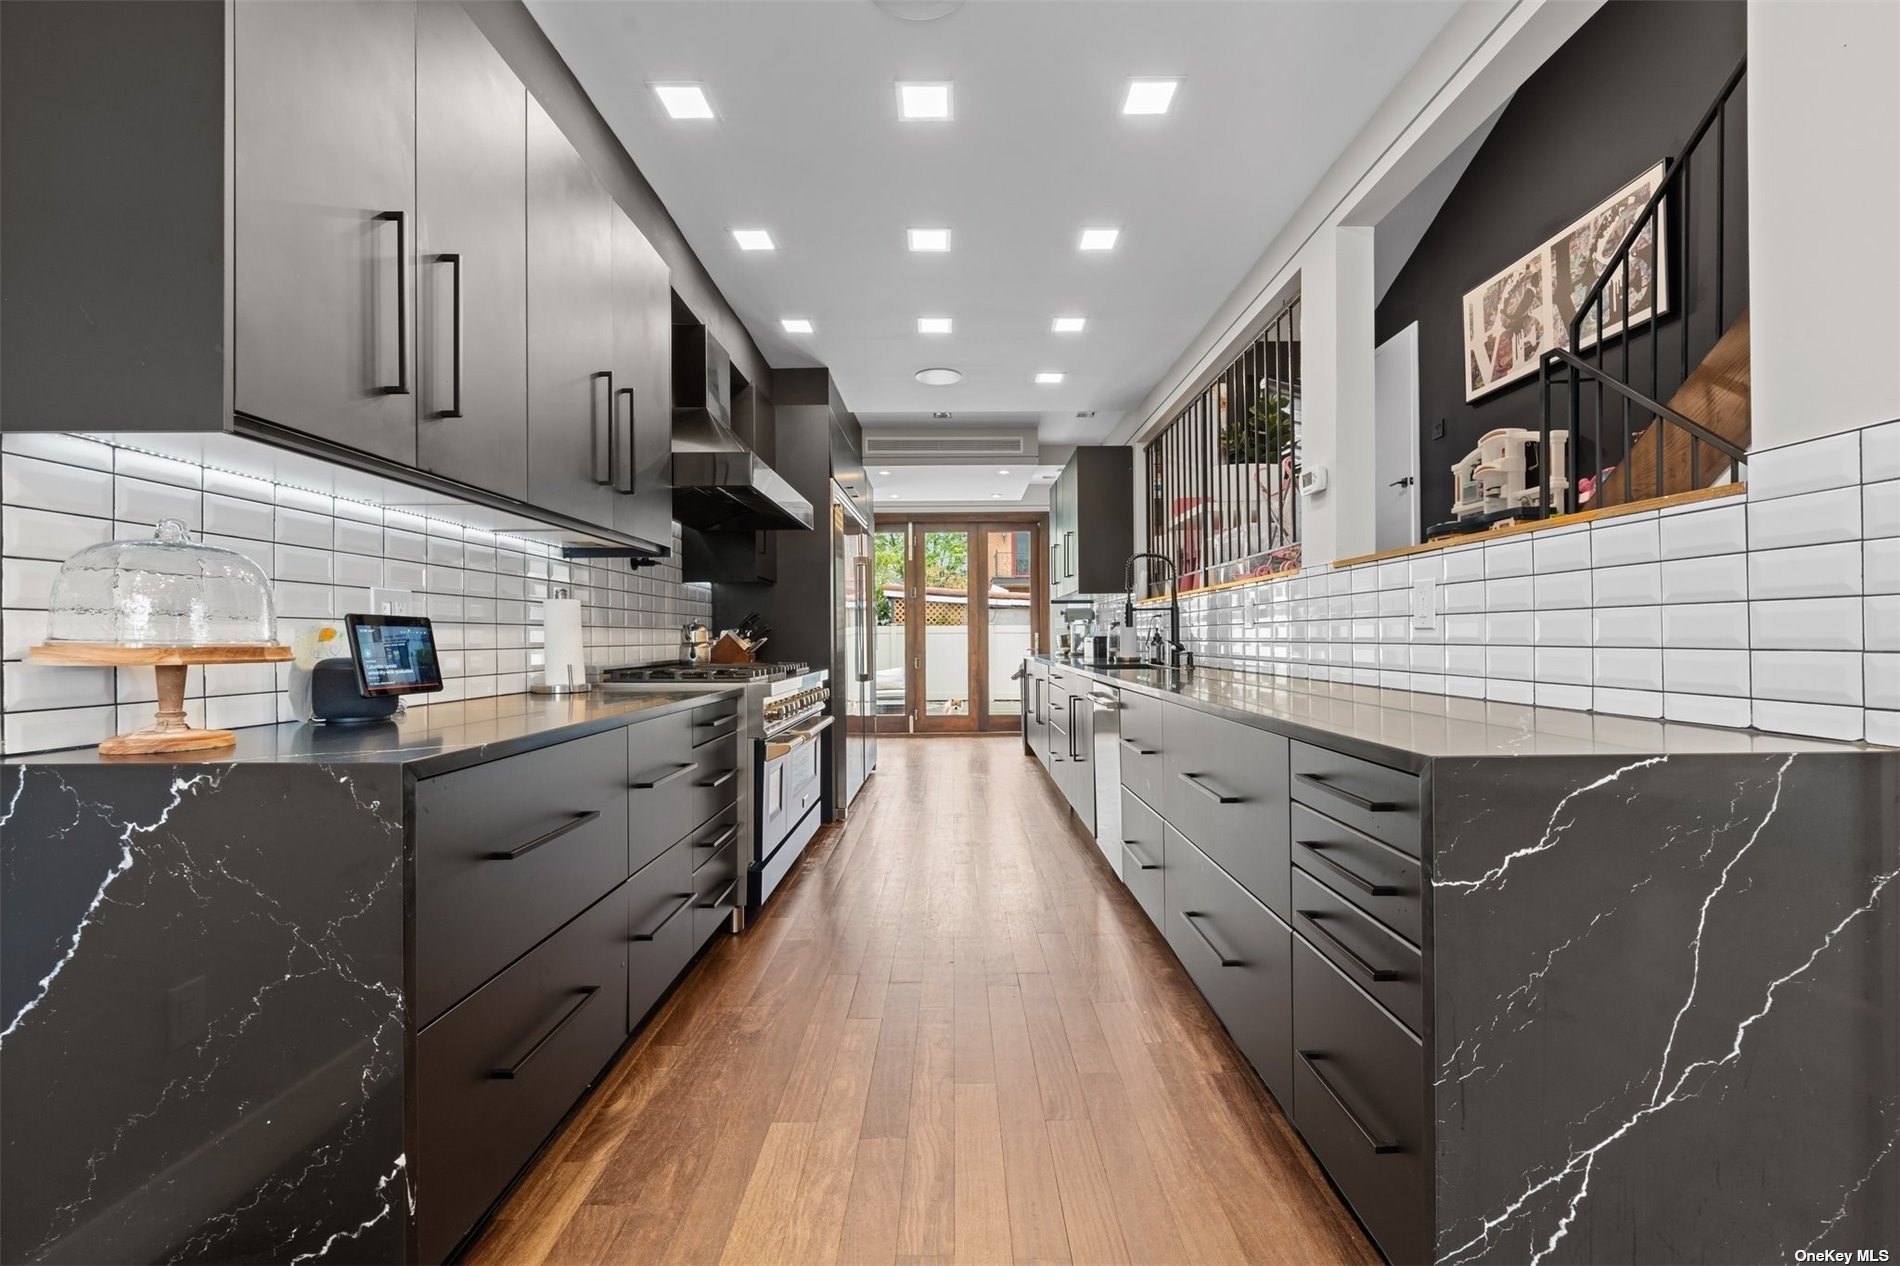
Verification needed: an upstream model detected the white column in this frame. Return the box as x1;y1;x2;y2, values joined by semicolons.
1298;225;1379;565
1749;0;1900;446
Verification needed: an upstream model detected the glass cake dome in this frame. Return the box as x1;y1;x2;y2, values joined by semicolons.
46;518;277;647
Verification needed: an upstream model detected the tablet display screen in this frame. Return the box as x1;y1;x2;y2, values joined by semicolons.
345;615;445;696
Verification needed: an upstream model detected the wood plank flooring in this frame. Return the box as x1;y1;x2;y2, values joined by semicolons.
467;736;1377;1266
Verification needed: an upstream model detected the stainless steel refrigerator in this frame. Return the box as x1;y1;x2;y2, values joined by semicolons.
836;483;876;806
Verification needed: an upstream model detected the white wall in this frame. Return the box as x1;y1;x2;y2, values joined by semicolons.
1749;0;1900;446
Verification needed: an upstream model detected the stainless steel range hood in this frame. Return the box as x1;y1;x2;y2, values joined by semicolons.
671;324;813;532
672;407;814;531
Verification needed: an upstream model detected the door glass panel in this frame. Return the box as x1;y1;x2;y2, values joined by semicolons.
986;529;1033;718
873;530;908;719
920;530;972;720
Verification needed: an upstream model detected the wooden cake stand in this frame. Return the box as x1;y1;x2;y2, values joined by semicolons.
28;643;293;756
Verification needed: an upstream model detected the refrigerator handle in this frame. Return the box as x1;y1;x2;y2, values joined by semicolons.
857;556;873;683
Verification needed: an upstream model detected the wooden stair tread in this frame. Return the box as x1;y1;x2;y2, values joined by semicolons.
1594;308;1750;508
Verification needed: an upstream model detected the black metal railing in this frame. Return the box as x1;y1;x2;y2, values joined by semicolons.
1142;293;1301;596
1538;56;1748;515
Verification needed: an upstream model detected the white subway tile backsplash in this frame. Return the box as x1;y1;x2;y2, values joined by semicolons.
1749;542;1862;600
1867;708;1900;747
275;506;333;550
1864;421;1900;484
274;544;335;585
1594;647;1662;692
1865;654;1900;710
1;704;116;755
1536;682;1593;711
1593;563;1662;607
3;455;116;518
1535;645;1592;685
1485;611;1533;644
1592;605;1661;648
1663;648;1748;697
3;432;114;471
1534;608;1592;646
1485;540;1532;578
334;517;384;557
204;492;277;541
1533;570;1593;609
1659;502;1745;560
1594;687;1663;719
1532;527;1592;573
1484;575;1534;611
115;476;201;528
4;661;115;711
1747;431;1859;501
1662;603;1748;650
1750;597;1862;651
1591;517;1659;567
2;559;60;609
1661;554;1749;604
1664;692;1752;729
1750;650;1863;706
2;506;114;561
1747;486;1860;551
1752;699;1863;742
1442;546;1485;583
1868;596;1900;651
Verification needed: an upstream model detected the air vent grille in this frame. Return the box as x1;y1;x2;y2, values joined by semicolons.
863;435;1028;458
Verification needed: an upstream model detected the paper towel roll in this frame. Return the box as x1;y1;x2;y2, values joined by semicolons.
541;597;587;691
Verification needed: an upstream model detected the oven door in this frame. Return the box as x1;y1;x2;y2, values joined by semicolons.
751;715;833;908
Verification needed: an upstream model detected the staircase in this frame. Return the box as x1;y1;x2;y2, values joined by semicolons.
1539;57;1749;516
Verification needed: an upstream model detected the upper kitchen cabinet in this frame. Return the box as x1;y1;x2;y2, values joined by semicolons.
1050;447;1135;599
233;1;419;465
414;2;529;500
526;99;616;529
611;209;675;547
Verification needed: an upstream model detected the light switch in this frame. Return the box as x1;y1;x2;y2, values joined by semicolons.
1411;578;1438;630
369;586;414;616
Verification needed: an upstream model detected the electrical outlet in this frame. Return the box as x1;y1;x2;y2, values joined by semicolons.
167;975;207;1050
368;587;414;616
1411;578;1438;630
1432;418;1447;440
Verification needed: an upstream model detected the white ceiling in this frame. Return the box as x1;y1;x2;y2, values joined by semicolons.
528;0;1460;448
870;462;1062;507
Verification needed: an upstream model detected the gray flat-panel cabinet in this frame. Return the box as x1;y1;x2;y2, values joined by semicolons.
1050;447;1135;599
415;2;528;499
526;99;615;527
611;208;674;546
233;0;418;464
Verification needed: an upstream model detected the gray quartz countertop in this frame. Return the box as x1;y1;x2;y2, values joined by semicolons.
0;688;734;778
1033;656;1868;768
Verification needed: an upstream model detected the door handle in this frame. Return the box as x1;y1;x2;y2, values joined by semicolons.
375;210;410;395
1298;911;1403;981
1388;476;1415;488
491;986;600;1079
614;387;637;493
1182;911;1243;967
1298;1051;1402;1153
1295;772;1397;813
486;810;600;860
435;252;463;417
632;762;698;789
592;371;615;484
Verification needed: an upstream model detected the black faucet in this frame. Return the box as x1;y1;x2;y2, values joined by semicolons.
1123;552;1191;673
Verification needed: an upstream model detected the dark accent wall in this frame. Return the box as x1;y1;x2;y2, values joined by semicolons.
1377;1;1747;531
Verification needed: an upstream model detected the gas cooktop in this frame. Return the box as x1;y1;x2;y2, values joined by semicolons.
601;661;812;683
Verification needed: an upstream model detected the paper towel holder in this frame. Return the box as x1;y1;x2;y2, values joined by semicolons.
530;586;593;696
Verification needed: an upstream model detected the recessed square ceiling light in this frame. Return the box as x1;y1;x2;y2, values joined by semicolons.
781;317;814;334
732;228;776;251
998;469;1011;475
908;227;951;252
1121;79;1179;116
1035;371;1065;385
991;493;1004;499
1052;316;1087;333
917;316;953;334
1078;228;1119;251
898;81;953;121
653;83;715;120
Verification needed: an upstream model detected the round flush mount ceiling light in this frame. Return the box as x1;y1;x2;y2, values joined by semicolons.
915;367;963;386
873;0;966;21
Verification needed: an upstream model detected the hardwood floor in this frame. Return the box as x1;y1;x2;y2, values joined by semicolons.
467;735;1378;1266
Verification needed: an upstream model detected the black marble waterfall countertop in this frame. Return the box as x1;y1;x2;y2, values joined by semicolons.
1;687;732;778
1032;655;1867;768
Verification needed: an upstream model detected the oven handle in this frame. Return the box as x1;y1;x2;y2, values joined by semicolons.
763;713;834;760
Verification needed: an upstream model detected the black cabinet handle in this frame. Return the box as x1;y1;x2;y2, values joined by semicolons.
699;768;738;790
486;810;599;860
694;824;739;863
1182;911;1243;967
435;252;463;418
1068;697;1083;760
632;762;697;790
1295;772;1396;813
699;878;738;910
1123;841;1161;870
1298;912;1402;982
376;210;410;396
631;893;694;941
1179;771;1241;804
614;387;636;494
1118;737;1156;756
1297;841;1400;896
592;371;614;484
696;713;738;735
491;986;600;1079
1298;1051;1402;1153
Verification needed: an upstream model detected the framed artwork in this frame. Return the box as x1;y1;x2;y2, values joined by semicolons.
1463;162;1669;401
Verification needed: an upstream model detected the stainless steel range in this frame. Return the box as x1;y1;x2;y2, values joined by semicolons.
597;660;831;927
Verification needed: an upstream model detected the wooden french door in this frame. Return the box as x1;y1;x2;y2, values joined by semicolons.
873;515;1048;734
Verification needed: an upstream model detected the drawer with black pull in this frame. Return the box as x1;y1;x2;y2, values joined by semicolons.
690;694;741;747
1291;934;1427;1266
1117;688;1168;808
628;837;695;1031
1290;741;1421;858
1292;867;1423;1035
1291;804;1422;947
692;829;740;949
628;708;699;872
1164;826;1293;1105
414;881;629;1264
686;803;739;881
414;729;631;1026
1119;786;1165;931
1164;705;1291;918
692;734;741;836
